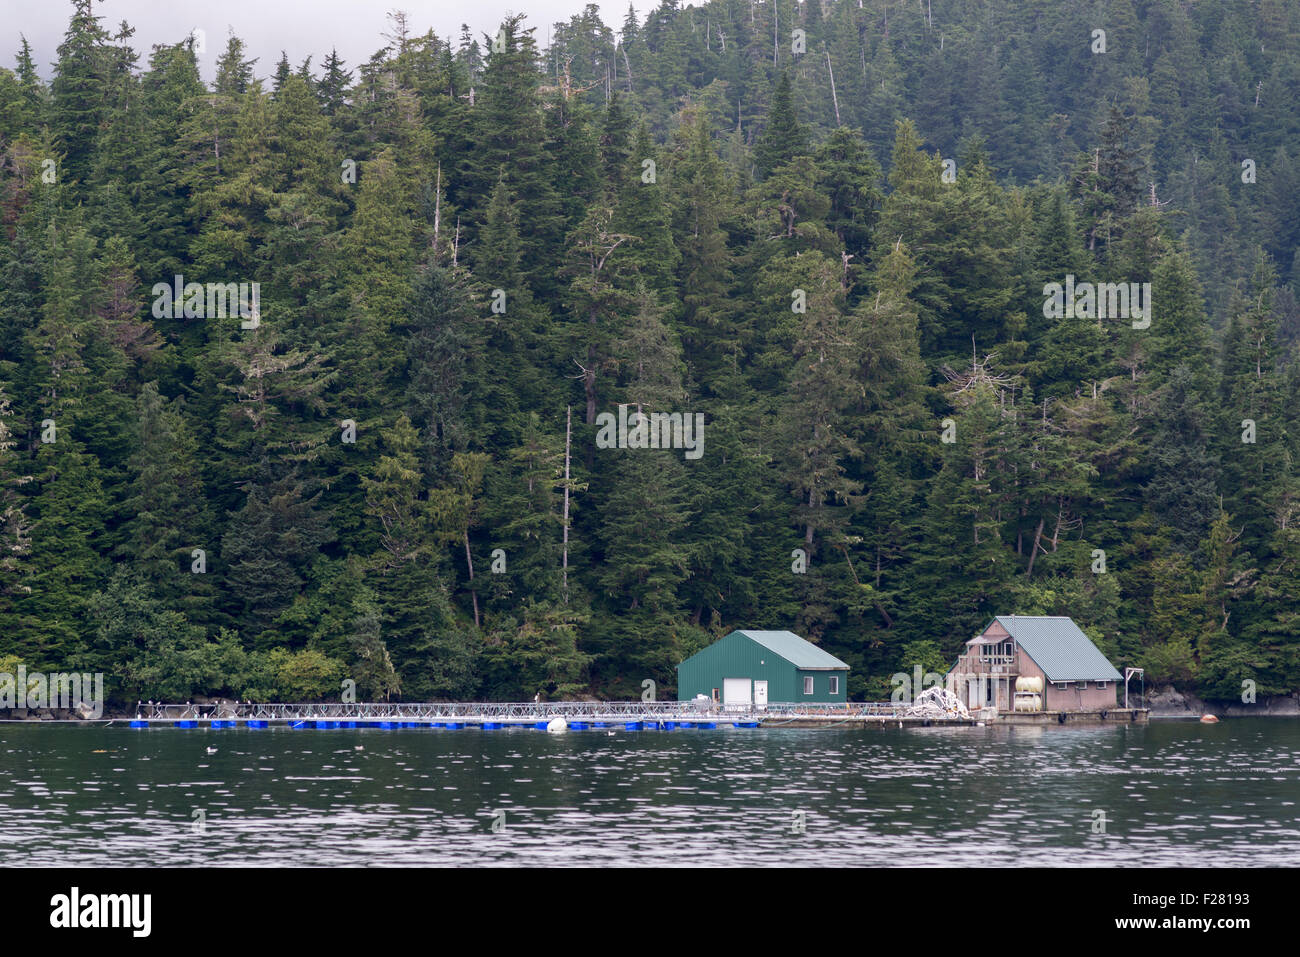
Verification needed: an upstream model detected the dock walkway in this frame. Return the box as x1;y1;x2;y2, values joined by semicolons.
130;700;979;729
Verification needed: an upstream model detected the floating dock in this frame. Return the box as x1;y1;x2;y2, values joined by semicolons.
124;701;1146;730
128;700;988;730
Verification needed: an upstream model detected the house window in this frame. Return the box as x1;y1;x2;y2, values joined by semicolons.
829;676;839;695
803;676;814;695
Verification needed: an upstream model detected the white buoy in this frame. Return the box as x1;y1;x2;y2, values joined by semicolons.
546;716;567;733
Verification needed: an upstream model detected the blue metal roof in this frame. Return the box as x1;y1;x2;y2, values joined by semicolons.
992;616;1122;682
733;630;849;671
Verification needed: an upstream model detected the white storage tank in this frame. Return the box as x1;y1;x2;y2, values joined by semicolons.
1015;675;1044;693
1013;693;1042;712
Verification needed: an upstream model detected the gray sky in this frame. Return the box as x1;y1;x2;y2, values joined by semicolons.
5;0;659;82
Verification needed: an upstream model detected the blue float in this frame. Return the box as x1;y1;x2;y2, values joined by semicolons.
129;720;148;728
733;721;760;728
569;721;588;730
246;720;266;728
289;720;307;729
624;721;642;730
445;721;462;729
697;721;717;729
177;720;197;728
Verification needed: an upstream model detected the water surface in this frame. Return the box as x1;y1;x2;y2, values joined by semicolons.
2;720;1297;866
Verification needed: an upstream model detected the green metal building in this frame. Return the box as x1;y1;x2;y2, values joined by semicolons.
676;630;850;705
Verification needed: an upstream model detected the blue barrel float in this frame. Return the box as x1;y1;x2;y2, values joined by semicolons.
733;721;760;728
445;721;462;729
624;721;642;730
661;721;676;730
341;721;357;728
129;720;148;728
289;720;307;729
177;720;197;729
246;720;267;729
569;721;589;730
483;721;502;729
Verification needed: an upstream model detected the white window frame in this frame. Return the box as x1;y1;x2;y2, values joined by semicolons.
803;676;814;695
829;676;839;695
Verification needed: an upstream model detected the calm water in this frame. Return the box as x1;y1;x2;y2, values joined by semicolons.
2;719;1298;866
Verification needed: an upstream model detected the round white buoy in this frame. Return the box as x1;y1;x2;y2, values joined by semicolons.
1200;714;1219;724
546;716;567;733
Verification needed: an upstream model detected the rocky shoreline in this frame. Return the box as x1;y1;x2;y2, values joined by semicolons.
1144;686;1300;718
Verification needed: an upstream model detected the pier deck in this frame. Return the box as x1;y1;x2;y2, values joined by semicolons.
127;700;980;729
121;700;1146;729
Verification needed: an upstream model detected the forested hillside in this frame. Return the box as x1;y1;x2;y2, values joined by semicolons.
2;0;1299;706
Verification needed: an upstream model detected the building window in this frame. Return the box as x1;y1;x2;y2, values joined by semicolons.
829;676;839;695
803;676;814;695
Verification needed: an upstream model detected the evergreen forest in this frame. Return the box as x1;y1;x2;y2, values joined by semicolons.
3;0;1300;707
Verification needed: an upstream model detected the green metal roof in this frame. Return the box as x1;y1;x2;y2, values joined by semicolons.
992;616;1122;682
732;630;849;671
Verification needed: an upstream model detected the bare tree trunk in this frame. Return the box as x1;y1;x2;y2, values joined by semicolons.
826;47;841;125
1026;517;1045;577
562;405;572;603
464;529;479;628
432;163;441;260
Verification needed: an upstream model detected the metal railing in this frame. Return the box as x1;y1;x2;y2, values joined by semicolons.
137;699;933;721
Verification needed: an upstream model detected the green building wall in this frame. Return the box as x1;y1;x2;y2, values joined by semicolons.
676;631;848;704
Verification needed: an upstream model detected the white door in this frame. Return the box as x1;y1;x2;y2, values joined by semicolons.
753;680;769;707
722;678;752;707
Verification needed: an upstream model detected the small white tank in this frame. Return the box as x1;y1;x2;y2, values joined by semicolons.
1013;693;1042;712
1015;676;1044;693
